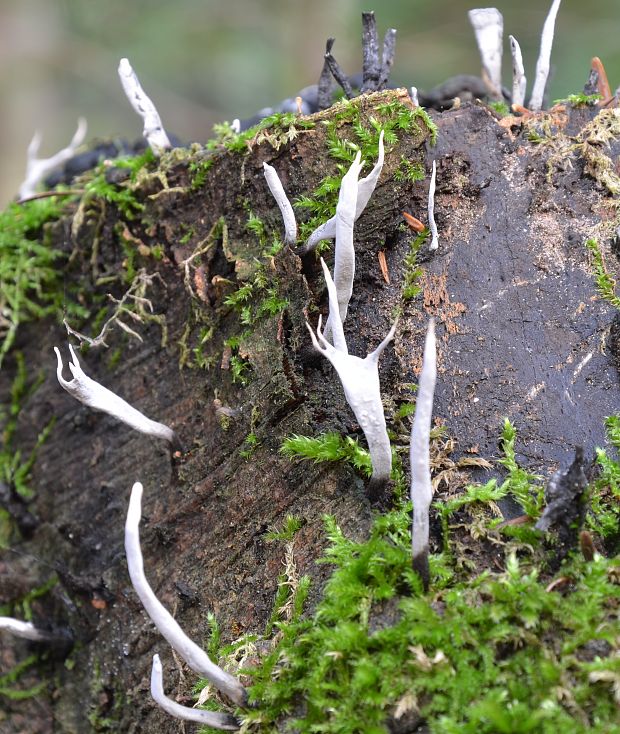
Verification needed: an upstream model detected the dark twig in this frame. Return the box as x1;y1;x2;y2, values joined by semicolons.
317;38;336;110
361;12;380;92
324;42;354;99
16;189;84;205
378;28;397;89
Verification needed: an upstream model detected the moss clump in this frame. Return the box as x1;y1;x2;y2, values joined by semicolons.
585;238;620;309
0;197;70;363
190;420;620;734
280;432;373;477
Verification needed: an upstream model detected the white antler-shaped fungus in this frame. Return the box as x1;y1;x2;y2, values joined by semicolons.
118;58;171;155
428;160;439;251
323;150;364;339
468;8;504;100
125;482;247;707
307;260;396;500
18;118;87;200
301;131;385;255
150;654;240;729
509;35;527;109
54;345;179;449
263;162;297;246
529;0;562;111
409;319;437;591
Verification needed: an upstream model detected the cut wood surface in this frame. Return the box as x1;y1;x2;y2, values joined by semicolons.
1;89;618;732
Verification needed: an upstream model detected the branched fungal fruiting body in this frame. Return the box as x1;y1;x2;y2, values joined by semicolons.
125;483;247;708
468;8;504;100
19;118;87;200
150;654;240;730
55;345;180;449
509;35;527;109
409;319;436;592
529;0;562;111
428;160;439;251
263;162;297;246
307;260;396;500
323;151;363;338
301;131;385;255
118;58;171;155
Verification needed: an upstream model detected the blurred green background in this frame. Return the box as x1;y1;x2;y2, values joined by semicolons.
1;0;619;205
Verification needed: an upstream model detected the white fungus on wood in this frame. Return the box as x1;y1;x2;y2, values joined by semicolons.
307;259;397;499
509;35;527;109
323;150;363;339
18;118;87;200
263;162;297;246
118;58;171;156
150;654;240;730
54;344;179;448
125;482;247;707
428;160;439;251
468;8;504;100
529;0;562;111
0;617;57;643
409;319;437;591
301;131;385;255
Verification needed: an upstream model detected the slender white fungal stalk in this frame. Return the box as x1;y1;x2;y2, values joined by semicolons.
0;617;57;642
18;118;87;200
150;654;240;729
125;483;247;707
468;8;504;99
410;86;419;107
529;0;562;111
303;131;385;254
428;160;439;251
409;319;436;591
509;36;527;108
307;260;397;499
118;58;171;155
54;345;179;448
263;162;297;246
323;150;363;339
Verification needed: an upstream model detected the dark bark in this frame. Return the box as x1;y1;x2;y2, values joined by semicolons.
1;89;618;732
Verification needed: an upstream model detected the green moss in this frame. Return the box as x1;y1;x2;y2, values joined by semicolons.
83;156;149;221
589;415;620;542
206;113;315;155
394;156;425;183
489;100;511;117
401;229;428;301
554;93;602;106
0;655;45;701
497;418;545;519
585;238;620;309
191;415;619;734
235;514;618;734
280;432;373;478
189;157;214;190
0;353;55;509
0;197;71;363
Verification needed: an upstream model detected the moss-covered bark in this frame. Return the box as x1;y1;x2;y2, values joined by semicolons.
0;90;618;732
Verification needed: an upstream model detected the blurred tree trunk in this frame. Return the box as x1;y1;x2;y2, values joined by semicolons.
0;89;618;732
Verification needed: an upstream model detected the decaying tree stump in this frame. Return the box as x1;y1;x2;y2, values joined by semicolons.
1;88;618;732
